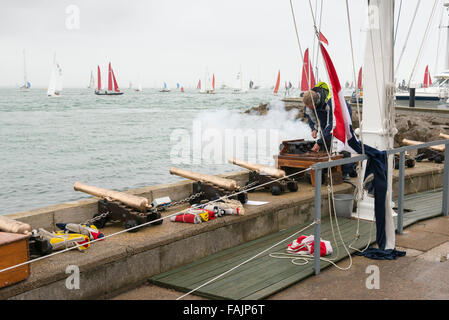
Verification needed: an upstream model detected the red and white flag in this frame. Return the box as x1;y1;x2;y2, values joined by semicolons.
318;31;329;45
319;43;352;144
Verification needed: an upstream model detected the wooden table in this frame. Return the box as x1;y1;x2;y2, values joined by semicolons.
274;152;344;187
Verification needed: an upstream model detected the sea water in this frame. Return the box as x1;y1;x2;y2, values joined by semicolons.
0;87;312;214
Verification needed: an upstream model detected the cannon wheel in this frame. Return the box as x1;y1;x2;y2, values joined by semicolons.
271;185;282;196
125;219;139;232
237;192;248;204
92;212;108;229
287;181;298;192
148;211;163;225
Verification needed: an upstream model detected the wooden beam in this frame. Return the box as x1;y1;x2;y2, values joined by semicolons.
402;139;445;152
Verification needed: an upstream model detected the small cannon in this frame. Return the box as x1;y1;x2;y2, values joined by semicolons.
402;139;445;164
228;158;298;196
74;182;163;232
279;139;316;155
169;167;248;205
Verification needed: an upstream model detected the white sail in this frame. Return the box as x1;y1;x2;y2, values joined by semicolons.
20;50;31;90
55;63;63;94
200;68;213;93
233;67;248;93
47;64;56;96
88;70;95;88
47;54;62;96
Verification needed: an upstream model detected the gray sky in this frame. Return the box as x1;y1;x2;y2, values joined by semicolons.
0;0;446;88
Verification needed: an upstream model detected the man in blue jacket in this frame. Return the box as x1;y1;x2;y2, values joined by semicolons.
303;82;357;180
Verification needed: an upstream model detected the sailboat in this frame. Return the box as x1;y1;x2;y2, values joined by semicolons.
95;62;124;95
199;69;215;94
88;70;95;89
134;83;143;92
396;64;440;101
20;50;31;91
395;1;449;103
233;67;248;93
160;82;170;92
273;70;281;95
47;53;63;97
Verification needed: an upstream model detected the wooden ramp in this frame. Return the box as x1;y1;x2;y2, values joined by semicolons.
400;189;444;227
149;217;375;300
149;189;444;300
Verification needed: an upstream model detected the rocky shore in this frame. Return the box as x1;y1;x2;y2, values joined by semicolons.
245;98;449;148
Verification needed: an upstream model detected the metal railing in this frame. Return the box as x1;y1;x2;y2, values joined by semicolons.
310;139;449;275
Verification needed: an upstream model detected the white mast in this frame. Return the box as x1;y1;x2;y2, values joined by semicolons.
356;0;396;250
444;1;449;70
23;50;27;87
21;49;30;90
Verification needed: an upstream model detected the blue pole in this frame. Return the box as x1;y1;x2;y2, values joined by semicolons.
314;169;322;275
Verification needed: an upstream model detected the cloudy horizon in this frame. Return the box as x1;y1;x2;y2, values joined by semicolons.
0;0;446;89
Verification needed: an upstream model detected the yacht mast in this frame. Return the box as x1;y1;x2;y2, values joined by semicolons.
444;1;449;70
358;0;396;250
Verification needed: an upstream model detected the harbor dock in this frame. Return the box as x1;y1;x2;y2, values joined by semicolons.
0;161;445;300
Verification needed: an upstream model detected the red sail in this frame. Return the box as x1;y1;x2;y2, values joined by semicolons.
424;65;431;88
273;70;280;94
197;80;201;89
108;62;113;91
97;65;101;91
212;74;215;91
301;49;316;91
112;68;120;92
357;67;363;90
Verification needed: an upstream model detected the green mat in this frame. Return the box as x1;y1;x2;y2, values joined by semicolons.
149;189;444;300
400;189;443;227
149;217;375;300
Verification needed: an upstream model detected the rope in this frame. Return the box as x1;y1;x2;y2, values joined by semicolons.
394;0;403;45
435;6;444;75
176;220;317;300
395;0;421;75
407;0;439;87
0;167;312;275
345;0;365;156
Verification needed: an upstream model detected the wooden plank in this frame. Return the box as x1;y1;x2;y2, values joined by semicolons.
177;219;357;290
151;218;371;299
243;222;375;300
156;218;356;287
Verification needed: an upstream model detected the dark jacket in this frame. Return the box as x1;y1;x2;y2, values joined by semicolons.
304;85;333;150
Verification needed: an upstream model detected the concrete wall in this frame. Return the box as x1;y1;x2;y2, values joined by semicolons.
4;171;249;231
